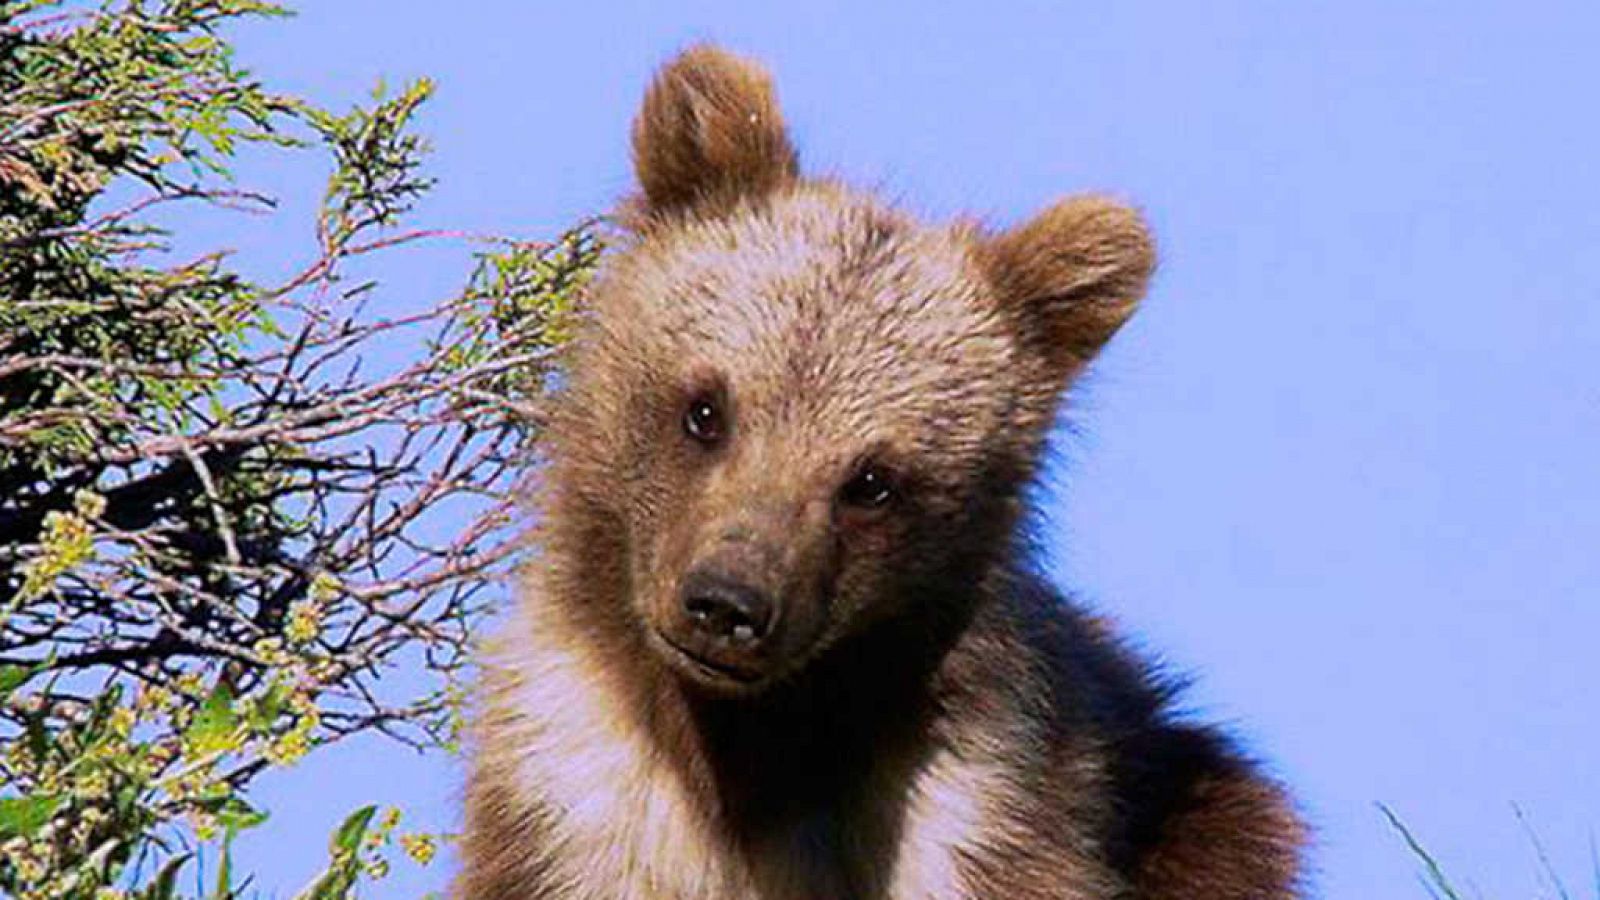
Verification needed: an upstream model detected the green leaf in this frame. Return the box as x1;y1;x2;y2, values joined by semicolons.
24;711;51;766
0;662;40;698
81;682;125;746
331;804;377;857
249;682;290;732
204;795;270;833
290;806;378;900
216;827;234;899
142;852;192;900
0;793;64;839
185;681;239;756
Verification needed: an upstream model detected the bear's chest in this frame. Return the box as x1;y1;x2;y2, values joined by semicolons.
510;713;863;898
500;653;1033;898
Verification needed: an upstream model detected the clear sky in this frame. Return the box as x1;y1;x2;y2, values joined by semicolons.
210;2;1600;897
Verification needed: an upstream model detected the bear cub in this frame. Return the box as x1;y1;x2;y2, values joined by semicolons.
461;45;1305;899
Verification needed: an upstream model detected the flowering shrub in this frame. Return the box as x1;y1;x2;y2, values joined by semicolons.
0;2;594;896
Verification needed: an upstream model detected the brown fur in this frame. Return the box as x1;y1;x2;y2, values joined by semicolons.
460;45;1305;899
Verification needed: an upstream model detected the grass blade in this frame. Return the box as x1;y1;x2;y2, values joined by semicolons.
1588;831;1598;899
1513;803;1571;900
1380;804;1466;900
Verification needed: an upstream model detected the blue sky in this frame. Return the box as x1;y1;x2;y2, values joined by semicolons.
211;3;1599;897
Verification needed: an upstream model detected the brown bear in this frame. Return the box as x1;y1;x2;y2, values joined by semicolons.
460;45;1305;899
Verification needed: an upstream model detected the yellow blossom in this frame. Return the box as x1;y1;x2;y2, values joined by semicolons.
308;571;340;603
400;833;437;866
17;510;95;602
108;705;136;737
174;672;205;697
73;767;111;801
14;851;44;882
251;636;289;665
73;489;107;519
378;806;402;834
289;690;320;717
285;598;322;644
367;805;401;849
135;684;173;715
264;727;310;766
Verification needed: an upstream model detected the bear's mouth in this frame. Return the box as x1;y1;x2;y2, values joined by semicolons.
649;629;766;688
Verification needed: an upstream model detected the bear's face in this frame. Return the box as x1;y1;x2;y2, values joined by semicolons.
575;189;1028;693
550;47;1153;696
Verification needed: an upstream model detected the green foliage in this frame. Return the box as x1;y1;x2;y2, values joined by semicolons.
1383;804;1598;900
0;1;597;897
1381;805;1466;900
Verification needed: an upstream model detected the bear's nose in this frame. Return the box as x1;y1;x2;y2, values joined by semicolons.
680;571;774;645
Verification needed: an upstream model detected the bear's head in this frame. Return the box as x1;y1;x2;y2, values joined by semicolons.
548;46;1153;697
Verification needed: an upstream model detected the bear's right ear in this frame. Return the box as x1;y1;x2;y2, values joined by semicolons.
978;196;1155;379
631;45;799;219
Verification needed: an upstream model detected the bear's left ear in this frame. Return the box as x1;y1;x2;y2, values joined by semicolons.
978;195;1155;377
631;45;799;219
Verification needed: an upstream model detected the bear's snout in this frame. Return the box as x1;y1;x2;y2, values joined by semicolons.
657;527;795;686
647;504;837;693
680;569;775;646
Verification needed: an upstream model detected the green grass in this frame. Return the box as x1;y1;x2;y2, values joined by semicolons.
1381;804;1600;900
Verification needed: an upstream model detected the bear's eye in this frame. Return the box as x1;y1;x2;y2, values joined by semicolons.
683;394;724;444
839;464;896;510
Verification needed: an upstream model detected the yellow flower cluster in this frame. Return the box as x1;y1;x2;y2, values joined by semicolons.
3;836;48;883
134;684;173;715
165;766;220;804
73;489;107;519
285;598;323;645
16;509;95;604
400;832;438;866
377;806;403;835
264;702;320;767
308;571;341;603
107;705;136;738
71;768;110;802
251;636;292;667
174;672;206;698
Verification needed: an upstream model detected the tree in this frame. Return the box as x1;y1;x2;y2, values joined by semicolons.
0;2;595;896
